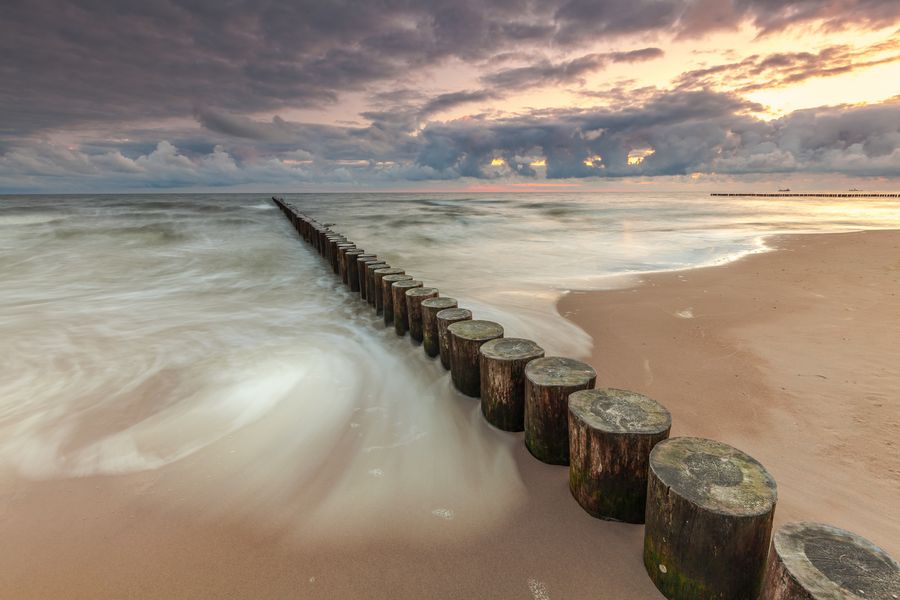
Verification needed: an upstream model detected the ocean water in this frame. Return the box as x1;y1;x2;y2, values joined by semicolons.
1;192;898;541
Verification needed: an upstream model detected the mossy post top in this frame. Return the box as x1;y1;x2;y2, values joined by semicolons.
773;522;899;600
447;319;503;341
480;338;544;362
437;307;472;321
392;279;422;290
422;297;457;310
374;267;404;276
406;287;438;298
649;437;777;516
569;388;671;435
525;356;596;387
382;274;412;284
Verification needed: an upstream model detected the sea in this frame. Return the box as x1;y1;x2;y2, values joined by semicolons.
1;192;898;541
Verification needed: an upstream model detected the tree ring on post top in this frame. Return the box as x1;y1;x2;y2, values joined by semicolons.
569;388;671;436
649;437;777;516
447;319;504;342
422;297;457;311
480;338;544;362
525;356;597;387
770;522;899;599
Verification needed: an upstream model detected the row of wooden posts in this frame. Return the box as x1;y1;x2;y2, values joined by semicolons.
272;198;898;600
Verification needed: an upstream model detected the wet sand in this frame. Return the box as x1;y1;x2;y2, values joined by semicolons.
2;229;898;599
560;229;900;559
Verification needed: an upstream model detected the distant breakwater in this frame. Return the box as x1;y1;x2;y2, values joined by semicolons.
711;192;899;197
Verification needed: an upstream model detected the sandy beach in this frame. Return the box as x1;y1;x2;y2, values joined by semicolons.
1;228;898;599
560;229;900;559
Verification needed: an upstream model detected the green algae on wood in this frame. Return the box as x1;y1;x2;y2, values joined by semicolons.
391;280;423;335
568;388;671;523
405;287;439;343
762;522;900;600
381;274;412;325
421;297;458;358
436;308;472;369
643;436;777;600
479;338;544;431
524;357;596;465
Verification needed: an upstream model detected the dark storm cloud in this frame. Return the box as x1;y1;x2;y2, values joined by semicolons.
3;0;899;141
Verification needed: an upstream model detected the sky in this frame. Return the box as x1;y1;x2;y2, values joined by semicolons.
2;0;900;193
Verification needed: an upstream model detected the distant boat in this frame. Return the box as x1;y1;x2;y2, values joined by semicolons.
778;188;791;192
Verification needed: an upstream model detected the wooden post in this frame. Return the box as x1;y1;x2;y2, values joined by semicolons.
762;522;899;600
643;437;777;600
345;251;368;292
324;233;340;262
358;257;382;301
327;236;344;273
447;320;504;397
353;255;377;296
436;308;472;370
382;274;413;325
568;388;671;523
421;298;457;358
391;280;423;335
373;268;405;315
405;287;439;342
479;338;544;431
365;261;388;306
524;357;596;465
336;243;355;283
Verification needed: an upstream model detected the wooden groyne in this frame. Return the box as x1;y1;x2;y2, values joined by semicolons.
711;192;899;198
271;197;899;599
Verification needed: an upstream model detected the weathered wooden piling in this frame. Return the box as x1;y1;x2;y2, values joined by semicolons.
358;257;383;301
336;243;355;282
323;233;344;264
373;267;405;315
761;522;899;600
447;320;504;397
327;236;344;272
405;287;439;342
643;437;777;600
524;357;596;465
568;388;671;523
392;280;423;335
421;297;458;358
351;254;376;294
366;261;388;306
382;274;413;325
479;338;545;431
436;308;472;369
344;250;365;291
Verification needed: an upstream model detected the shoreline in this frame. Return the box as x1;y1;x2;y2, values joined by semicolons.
559;228;900;557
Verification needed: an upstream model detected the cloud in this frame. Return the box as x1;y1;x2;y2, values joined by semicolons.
413;91;900;179
481;48;664;91
3;0;898;142
4;92;899;191
673;37;900;92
